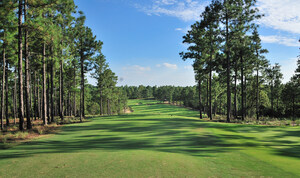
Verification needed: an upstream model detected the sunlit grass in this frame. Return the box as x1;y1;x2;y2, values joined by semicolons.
0;99;299;177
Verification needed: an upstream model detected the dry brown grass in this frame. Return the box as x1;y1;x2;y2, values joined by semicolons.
0;117;83;145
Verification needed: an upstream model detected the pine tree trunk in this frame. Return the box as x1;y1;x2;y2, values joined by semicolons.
39;76;42;120
241;54;244;121
100;91;103;115
80;87;82;122
11;90;15;124
50;48;54;123
209;65;212;120
13;70;17;124
67;92;69;116
29;69;32;117
271;80;274;118
33;71;37;120
206;76;209;116
1;44;6;130
73;63;76;116
225;3;231;123
24;0;32;129
234;63;237;119
42;43;47;125
245;76;247;118
37;74;40;120
256;66;259;120
198;80;203;119
59;60;64;121
209;36;213;120
47;72;50;123
292;92;295;118
5;59;9;127
107;99;110;115
18;0;25;130
54;85;57;116
80;51;85;120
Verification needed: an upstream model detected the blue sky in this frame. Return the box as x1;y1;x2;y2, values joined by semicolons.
74;0;300;86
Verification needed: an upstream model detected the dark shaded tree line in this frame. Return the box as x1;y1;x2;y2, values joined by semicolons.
0;0;127;131
121;60;299;120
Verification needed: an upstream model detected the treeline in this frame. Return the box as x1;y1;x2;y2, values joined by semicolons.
0;0;126;131
121;61;299;119
179;0;299;121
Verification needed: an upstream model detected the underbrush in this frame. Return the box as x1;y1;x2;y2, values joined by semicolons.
204;115;300;126
0;117;84;147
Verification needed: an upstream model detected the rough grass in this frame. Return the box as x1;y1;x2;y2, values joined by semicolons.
0;99;299;177
0;117;86;149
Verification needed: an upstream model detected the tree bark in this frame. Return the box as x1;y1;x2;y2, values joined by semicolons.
73;62;76;116
5;57;9;127
256;64;259;120
206;76;209;116
33;71;37;120
245;76;247;117
59;59;64;121
209;64;212;120
100;91;103;115
13;69;17;124
80;47;85;121
47;70;50;123
37;74;40;120
234;62;237;119
107;99;110;115
241;54;244;121
270;81;273;118
198;80;203;119
24;0;32;129
225;2;231;122
42;43;47;125
209;35;213;120
50;47;54;123
1;43;6;130
18;0;25;130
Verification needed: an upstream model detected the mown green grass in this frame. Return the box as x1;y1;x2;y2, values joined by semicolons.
0;99;299;177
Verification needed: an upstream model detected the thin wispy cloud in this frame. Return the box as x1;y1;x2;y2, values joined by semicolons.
175;26;191;33
184;65;193;70
257;0;300;34
163;63;178;69
261;35;299;47
136;0;208;22
136;0;300;35
123;65;151;72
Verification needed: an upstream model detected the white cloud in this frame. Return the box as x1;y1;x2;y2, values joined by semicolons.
122;65;151;72
137;0;300;34
156;64;162;67
257;0;300;34
261;35;299;47
175;26;191;33
136;0;208;21
159;0;177;5
163;62;178;69
280;58;298;83
184;65;193;70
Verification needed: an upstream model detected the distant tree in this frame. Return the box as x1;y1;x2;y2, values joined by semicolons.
265;64;283;117
91;53;107;116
